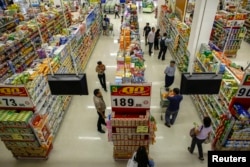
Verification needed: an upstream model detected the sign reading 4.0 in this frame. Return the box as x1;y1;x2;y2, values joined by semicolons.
236;86;250;98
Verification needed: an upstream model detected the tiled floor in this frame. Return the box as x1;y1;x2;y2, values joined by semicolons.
0;3;249;167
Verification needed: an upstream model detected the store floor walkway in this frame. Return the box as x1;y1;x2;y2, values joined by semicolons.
1;4;248;167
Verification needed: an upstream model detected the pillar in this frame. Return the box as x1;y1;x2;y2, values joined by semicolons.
187;0;219;72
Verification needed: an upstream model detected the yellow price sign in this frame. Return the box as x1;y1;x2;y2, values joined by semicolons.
136;126;148;133
12;134;23;140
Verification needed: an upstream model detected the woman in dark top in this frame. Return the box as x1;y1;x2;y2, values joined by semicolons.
134;146;150;167
154;29;160;50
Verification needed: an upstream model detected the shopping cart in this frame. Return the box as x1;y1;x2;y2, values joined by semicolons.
160;87;170;120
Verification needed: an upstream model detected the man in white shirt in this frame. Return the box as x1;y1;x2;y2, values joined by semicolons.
147;27;155;56
164;60;176;88
114;4;120;19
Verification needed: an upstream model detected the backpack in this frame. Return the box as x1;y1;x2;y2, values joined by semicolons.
160;38;166;48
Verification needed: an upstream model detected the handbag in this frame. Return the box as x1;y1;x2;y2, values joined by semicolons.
189;127;196;138
190;126;203;138
127;152;138;167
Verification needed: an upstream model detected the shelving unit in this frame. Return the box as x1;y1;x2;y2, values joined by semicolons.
0;4;101;159
0;10;72;83
191;43;242;139
210;11;247;57
0;18;17;34
159;5;190;72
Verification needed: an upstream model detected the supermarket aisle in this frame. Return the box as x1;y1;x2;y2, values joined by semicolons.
0;6;209;167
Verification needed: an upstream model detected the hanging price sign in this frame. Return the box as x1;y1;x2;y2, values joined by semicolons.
110;84;151;109
236;86;250;98
0;85;34;109
236;74;250;98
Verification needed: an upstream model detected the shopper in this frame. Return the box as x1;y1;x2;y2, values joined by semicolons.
96;61;107;92
143;23;151;45
188;116;212;161
147;27;155;56
114;4;120;19
154;29;160;50
158;32;172;60
121;4;125;22
93;89;107;133
102;18;108;35
134;146;154;167
165;88;183;127
164;60;176;88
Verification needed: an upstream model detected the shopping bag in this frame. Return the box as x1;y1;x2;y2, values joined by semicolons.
189;127;196;138
127;152;138;167
149;158;155;167
127;158;138;167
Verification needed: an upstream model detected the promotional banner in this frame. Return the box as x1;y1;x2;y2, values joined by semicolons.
110;84;152;109
175;0;188;22
0;85;34;109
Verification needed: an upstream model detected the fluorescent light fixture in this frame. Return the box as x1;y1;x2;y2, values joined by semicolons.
78;136;101;140
156;136;164;139
106;66;116;68
152;82;163;85
87;106;111;109
110;53;117;56
114;40;118;43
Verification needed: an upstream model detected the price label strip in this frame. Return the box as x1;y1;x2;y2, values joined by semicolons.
111;96;151;108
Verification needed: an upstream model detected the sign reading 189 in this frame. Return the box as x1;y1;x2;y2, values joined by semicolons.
112;98;134;107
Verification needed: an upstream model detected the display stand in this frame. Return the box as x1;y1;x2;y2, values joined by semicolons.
109;84;156;159
108;3;156;160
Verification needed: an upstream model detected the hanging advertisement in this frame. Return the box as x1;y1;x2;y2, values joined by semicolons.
0;85;34;109
175;0;188;22
110;84;152;109
86;9;96;30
